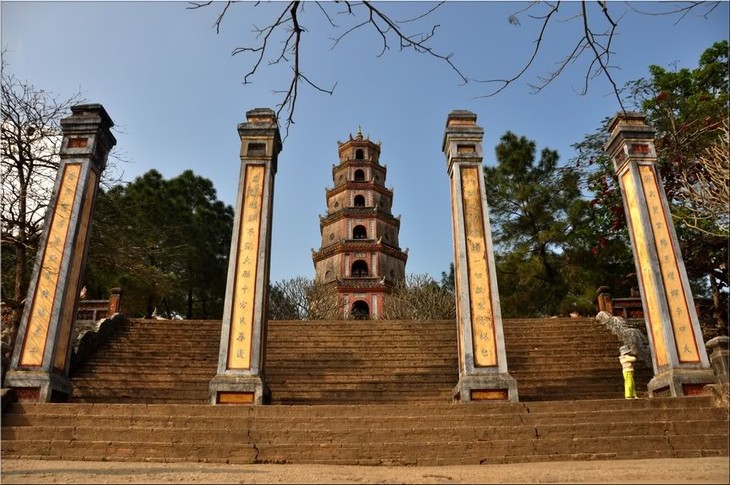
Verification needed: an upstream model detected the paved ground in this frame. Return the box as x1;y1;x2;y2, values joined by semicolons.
1;457;728;484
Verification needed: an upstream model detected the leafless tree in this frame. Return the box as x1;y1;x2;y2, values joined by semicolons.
382;273;456;320
1;70;84;340
1;66;125;352
188;1;721;132
674;119;730;238
269;276;342;320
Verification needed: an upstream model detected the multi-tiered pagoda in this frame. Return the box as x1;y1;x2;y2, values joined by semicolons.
312;128;407;319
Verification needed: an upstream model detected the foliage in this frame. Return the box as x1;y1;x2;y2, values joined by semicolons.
439;263;455;295
485;131;607;317
84;169;234;319
382;273;456;320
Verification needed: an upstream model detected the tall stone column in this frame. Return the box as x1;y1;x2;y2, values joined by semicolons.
605;111;713;397
442;110;518;402
5;104;116;402
209;108;281;405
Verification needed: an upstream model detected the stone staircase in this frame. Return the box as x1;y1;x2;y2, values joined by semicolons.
2;398;726;465
2;316;724;465
64;317;653;404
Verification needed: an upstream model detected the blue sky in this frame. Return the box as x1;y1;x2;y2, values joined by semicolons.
2;1;728;284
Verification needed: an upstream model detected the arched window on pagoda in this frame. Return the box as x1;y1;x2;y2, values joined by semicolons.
351;260;369;277
355;149;364;160
354;195;365;207
353;225;367;239
351;300;370;319
354;169;365;181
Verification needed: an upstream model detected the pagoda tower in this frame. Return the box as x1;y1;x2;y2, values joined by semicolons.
312;128;408;319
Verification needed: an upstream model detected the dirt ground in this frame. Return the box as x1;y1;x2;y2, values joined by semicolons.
1;457;728;484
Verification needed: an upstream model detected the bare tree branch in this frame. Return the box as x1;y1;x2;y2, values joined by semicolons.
188;0;721;132
673;119;730;237
191;1;466;136
475;0;715;110
474;1;560;98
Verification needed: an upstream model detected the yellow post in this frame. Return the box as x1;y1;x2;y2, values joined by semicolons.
209;108;282;405
605;111;713;397
442;110;518;402
5;104;116;402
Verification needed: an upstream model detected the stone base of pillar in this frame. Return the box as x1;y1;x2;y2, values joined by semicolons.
4;370;73;403
647;367;716;398
209;375;270;405
453;373;519;403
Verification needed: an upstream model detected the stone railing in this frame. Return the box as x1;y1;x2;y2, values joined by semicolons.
596;287;729;401
72;288;122;353
70;313;124;373
595;311;652;365
2;287;123;385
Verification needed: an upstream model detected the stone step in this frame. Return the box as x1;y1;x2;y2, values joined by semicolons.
5;397;719;416
7;406;725;431
68;315;649;405
2;433;725;466
5;418;727;446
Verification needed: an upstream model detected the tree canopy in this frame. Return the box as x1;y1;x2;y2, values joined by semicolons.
485;132;602;317
84;169;234;319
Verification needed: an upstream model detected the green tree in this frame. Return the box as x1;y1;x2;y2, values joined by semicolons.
165;170;234;318
485;132;597;317
85;169;233;319
439;263;455;295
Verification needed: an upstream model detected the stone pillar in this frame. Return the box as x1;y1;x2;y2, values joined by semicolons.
596;286;614;315
209;108;281;405
706;336;729;385
605;111;713;397
107;287;122;316
442;110;518;402
5;104;116;402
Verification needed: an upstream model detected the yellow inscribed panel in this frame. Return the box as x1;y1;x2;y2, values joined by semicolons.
54;169;98;372
471;389;508;400
638;165;700;363
460;166;497;367
20;164;81;366
227;165;265;370
217;392;254;404
622;169;668;368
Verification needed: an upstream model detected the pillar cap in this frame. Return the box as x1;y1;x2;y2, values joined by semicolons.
442;110;483;153
238;107;282;154
604;110;656;153
68;104;114;130
245;108;277;124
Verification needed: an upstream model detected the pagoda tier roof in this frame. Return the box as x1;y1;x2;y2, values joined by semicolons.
312;240;408;264
326;181;393;199
335;277;395;291
332;159;386;172
319;207;400;229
